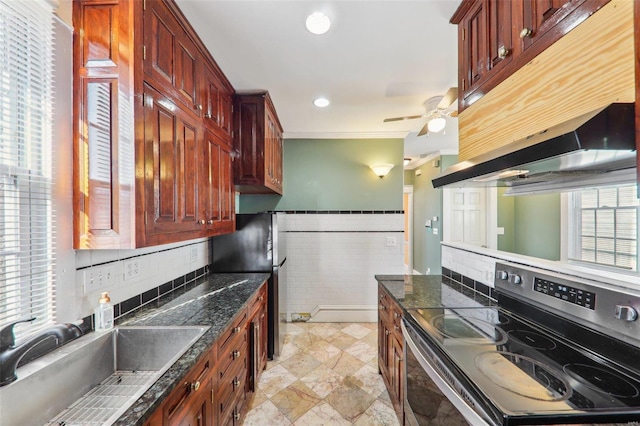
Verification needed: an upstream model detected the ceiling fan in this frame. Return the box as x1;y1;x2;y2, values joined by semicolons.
384;87;458;136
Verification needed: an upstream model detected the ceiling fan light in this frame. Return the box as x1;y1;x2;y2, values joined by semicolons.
427;117;446;133
306;12;331;35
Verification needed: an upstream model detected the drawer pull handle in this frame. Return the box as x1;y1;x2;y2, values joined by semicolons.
258;296;263;301
191;381;201;392
234;412;240;420
393;312;399;318
198;219;205;225
497;46;510;59
394;325;399;331
233;350;240;359
207;219;214;225
205;112;212;119
234;326;241;333
233;378;240;387
385;330;390;336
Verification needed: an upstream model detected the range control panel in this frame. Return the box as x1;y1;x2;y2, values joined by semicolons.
533;277;595;310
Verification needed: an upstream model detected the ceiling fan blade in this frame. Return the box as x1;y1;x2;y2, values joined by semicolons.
437;87;458;110
417;122;429;137
383;114;425;123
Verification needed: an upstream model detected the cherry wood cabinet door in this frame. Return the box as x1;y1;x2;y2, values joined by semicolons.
144;0;201;116
458;0;486;104
390;335;404;423
520;0;581;50
201;130;234;235
487;0;513;73
143;83;203;242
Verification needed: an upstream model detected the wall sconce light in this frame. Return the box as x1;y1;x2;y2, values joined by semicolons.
369;163;394;178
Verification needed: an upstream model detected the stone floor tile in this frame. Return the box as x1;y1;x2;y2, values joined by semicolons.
258;364;298;397
352;364;388;397
353;399;401;426
345;340;377;363
325;376;377;422
243;400;292;425
280;352;322;378
292;402;352;426
300;364;344;398
341;323;374;339
323;351;365;377
270;380;322;422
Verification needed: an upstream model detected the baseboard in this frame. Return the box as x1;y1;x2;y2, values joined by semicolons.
307;305;377;322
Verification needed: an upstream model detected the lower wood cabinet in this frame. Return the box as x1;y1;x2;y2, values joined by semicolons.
147;281;267;425
378;284;405;424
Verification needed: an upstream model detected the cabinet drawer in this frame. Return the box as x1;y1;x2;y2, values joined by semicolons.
218;337;247;386
163;352;212;424
217;363;247;423
218;308;248;354
250;283;267;318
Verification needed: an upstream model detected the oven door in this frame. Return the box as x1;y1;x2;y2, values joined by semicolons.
402;319;493;426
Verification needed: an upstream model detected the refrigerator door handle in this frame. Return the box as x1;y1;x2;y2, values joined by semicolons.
277;257;287;268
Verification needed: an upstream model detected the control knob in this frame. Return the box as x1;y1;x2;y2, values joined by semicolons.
615;305;638;322
496;270;508;281
508;274;522;285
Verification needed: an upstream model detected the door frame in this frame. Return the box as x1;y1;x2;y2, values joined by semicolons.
403;185;414;274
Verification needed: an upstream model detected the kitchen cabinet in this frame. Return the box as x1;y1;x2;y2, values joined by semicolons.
233;91;284;195
452;0;609;112
378;284;404;424
161;350;213;425
73;0;236;248
144;280;268;425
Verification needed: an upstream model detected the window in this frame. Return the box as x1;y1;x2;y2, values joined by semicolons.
569;184;639;273
0;0;56;340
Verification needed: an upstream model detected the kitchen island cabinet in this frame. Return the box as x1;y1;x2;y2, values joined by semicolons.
73;0;235;249
110;273;269;426
378;282;405;424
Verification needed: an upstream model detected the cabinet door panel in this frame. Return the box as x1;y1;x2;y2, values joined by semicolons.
82;4;118;67
146;3;175;85
487;0;512;72
522;0;577;50
144;84;201;237
176;38;199;109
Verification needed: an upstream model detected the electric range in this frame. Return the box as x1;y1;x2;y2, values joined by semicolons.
401;262;640;425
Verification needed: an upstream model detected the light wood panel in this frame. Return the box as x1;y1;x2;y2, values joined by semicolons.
457;0;635;162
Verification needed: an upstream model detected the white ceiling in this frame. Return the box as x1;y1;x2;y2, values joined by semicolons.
175;0;460;161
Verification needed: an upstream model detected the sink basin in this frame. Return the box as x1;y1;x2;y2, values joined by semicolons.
0;325;209;426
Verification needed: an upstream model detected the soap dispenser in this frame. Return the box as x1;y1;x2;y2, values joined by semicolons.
95;292;114;331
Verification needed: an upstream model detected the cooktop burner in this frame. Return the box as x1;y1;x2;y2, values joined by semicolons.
475;351;570;401
563;363;640;399
507;330;557;350
430;314;507;345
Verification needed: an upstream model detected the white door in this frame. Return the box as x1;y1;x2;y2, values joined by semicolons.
403;186;413;274
443;188;487;247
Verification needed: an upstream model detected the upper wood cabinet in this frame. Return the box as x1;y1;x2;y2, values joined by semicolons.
233;92;284;195
73;0;236;248
452;0;609;111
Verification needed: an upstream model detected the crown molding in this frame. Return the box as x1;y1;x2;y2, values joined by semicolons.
283;131;409;140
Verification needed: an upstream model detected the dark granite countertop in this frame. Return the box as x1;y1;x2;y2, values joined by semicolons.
375;274;494;310
113;272;270;426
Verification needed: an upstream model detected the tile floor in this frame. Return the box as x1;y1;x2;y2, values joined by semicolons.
243;322;400;425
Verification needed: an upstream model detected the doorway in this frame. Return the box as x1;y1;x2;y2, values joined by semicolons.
403;185;413;273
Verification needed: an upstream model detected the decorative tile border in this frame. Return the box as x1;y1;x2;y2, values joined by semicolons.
267;210;404;214
112;266;209;321
442;266;496;301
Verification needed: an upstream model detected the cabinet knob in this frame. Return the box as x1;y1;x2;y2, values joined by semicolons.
204;112;212;119
385;330;390;336
393;312;399;318
497;46;510;59
520;28;533;38
234;412;240;421
198;219;205;225
394;325;399;331
233;378;240;387
379;305;385;310
207;219;214;225
195;104;203;110
191;380;201;392
259;296;263;301
234;326;241;333
233;350;240;359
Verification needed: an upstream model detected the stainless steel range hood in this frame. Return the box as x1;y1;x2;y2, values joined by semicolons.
432;104;637;192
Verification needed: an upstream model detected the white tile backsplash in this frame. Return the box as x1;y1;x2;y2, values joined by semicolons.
285;214;404;320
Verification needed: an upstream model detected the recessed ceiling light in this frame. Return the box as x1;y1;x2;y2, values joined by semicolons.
306;12;331;35
313;97;330;108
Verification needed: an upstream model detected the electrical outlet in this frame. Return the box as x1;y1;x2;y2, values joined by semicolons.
433;228;439;235
386;236;397;247
123;259;140;281
84;264;115;293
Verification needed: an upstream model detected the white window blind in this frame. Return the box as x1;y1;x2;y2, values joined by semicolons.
569;184;639;273
0;0;56;340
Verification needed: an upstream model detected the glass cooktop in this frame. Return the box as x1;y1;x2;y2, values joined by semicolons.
406;306;640;420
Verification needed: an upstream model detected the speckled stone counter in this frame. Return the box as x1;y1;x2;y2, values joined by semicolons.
112;272;270;426
374;274;494;310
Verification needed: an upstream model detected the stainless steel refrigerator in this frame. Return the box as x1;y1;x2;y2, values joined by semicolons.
209;213;287;359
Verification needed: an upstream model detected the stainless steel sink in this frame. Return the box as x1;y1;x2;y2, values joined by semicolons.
0;325;208;426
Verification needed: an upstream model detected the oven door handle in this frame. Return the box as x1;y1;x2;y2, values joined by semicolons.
401;320;493;426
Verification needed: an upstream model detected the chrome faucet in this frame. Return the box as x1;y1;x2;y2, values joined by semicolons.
0;317;82;386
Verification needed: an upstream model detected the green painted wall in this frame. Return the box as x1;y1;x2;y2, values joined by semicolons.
411;155;457;275
513;193;561;260
238;138;404;212
497;187;515;252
